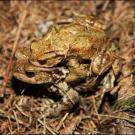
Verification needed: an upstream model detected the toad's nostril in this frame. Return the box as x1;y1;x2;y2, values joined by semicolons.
25;71;35;78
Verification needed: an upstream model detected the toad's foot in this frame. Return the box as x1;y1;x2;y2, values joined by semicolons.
46;88;79;117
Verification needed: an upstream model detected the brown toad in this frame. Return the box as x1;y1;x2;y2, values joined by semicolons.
13;15;121;117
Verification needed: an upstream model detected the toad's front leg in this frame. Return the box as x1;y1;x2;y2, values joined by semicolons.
47;82;79;117
64;58;89;85
74;52;121;93
47;58;88;117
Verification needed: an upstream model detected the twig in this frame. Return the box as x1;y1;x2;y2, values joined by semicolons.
38;119;57;135
79;126;106;135
13;110;20;132
56;113;69;131
3;94;14;110
15;104;29;117
59;116;82;135
0;9;27;98
8;116;14;135
43;117;46;135
92;96;100;120
0;111;29;127
94;113;135;125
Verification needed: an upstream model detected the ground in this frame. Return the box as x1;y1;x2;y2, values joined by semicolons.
0;1;135;134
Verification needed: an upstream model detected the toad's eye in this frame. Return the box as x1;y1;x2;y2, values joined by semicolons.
25;71;35;78
79;59;91;64
38;59;47;65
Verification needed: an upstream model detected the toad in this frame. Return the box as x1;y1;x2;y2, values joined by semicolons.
13;15;121;117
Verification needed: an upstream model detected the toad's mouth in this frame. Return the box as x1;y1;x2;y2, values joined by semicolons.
13;71;53;84
13;67;56;84
13;66;68;85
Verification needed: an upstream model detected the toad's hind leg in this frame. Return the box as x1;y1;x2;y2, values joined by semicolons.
97;58;121;111
47;82;79;117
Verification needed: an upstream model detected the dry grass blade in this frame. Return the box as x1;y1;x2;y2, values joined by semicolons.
56;112;69;131
38;118;57;135
94;113;135;125
59;116;82;135
0;8;27;98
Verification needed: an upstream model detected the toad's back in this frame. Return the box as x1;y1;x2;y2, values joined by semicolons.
47;21;107;59
30;15;108;67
